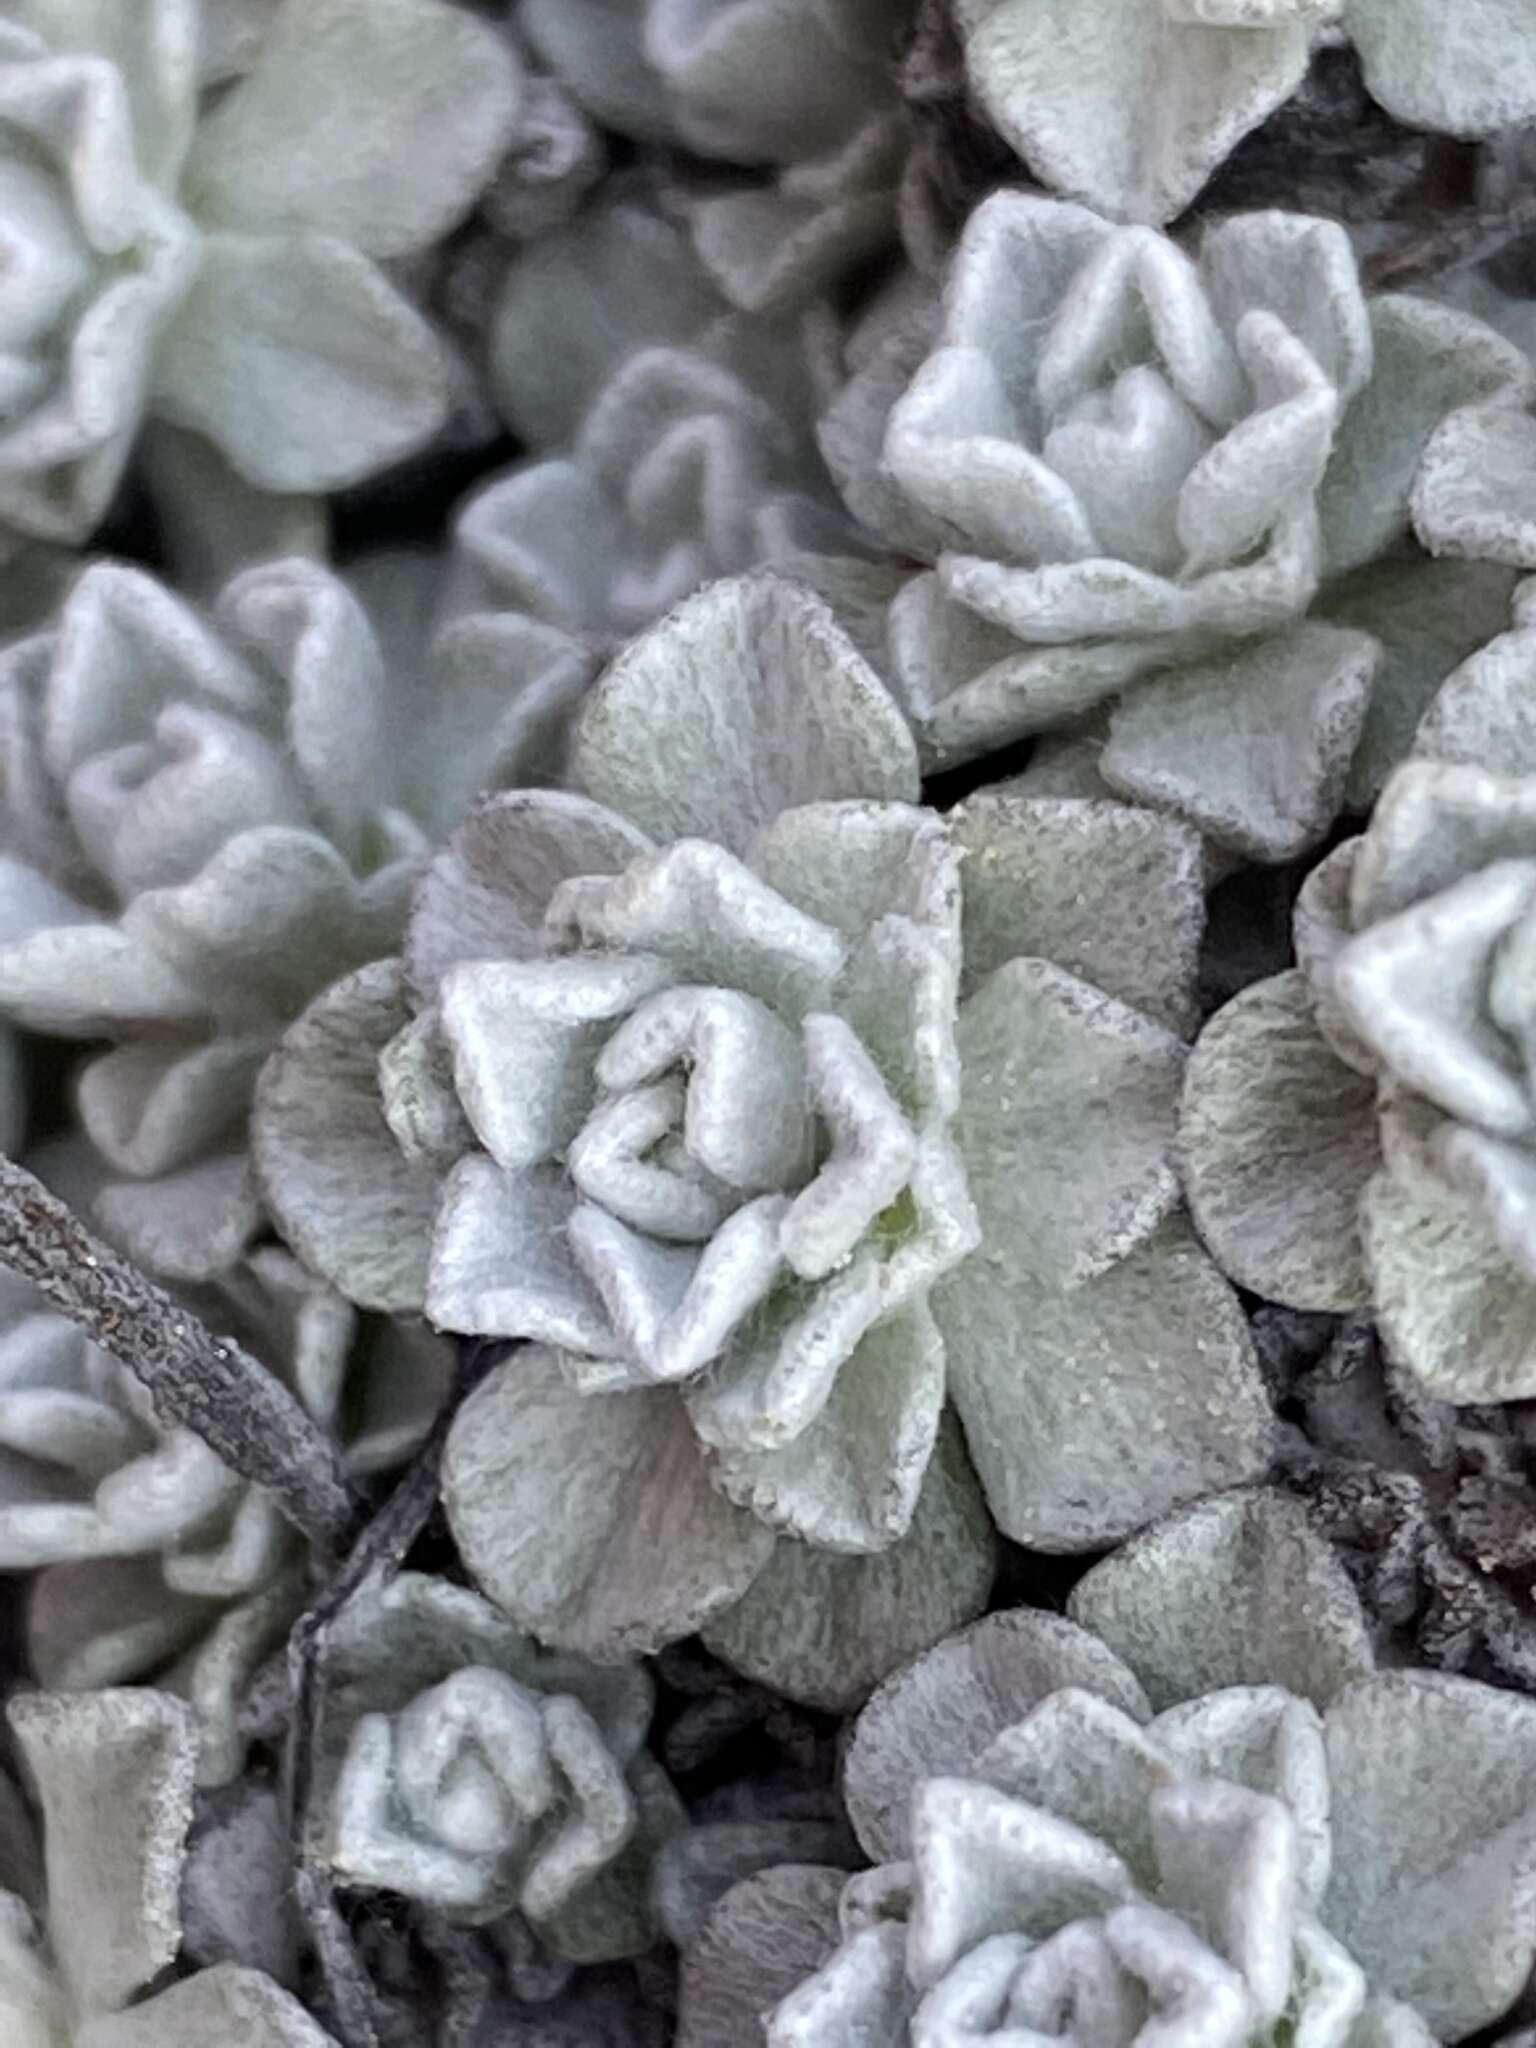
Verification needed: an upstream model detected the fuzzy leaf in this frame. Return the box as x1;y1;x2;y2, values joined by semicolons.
1068;1488;1375;1712
702;1415;997;1713
9;1687;195;2016
842;1607;1151;1863
442;1347;774;1659
940;1214;1272;1551
950;0;1311;224
950;796;1204;1036
253;960;439;1313
677;1866;847;2048
182;0;521;257
572;574;918;857
1322;1672;1536;2038
1101;623;1378;862
1181;971;1379;1310
153;232;449;494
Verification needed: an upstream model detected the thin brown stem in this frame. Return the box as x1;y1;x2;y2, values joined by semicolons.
283;1339;508;2048
0;1153;359;1557
1364;195;1536;292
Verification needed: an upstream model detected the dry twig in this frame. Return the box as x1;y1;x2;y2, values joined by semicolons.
0;1153;360;1556
284;1339;509;2048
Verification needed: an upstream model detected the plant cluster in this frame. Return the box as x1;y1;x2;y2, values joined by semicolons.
0;4;1535;2045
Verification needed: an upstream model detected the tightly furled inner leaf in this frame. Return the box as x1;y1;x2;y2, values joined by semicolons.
426;818;976;1460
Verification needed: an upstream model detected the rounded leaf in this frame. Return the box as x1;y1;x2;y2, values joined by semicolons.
702;1416;998;1716
677;1865;846;2048
1414;579;1536;781
572;574;918;858
406;789;652;1002
183;0;521;257
1101;624;1378;863
1348;0;1536;137
1323;1671;1536;2039
1181;972;1380;1311
489;201;722;450
153;233;449;494
696;1304;949;1557
1323;552;1521;809
952;0;1310;224
252;959;439;1313
950;957;1187;1290
1412;403;1536;572
842;1607;1151;1864
951;796;1204;1036
1067;1488;1375;1713
442;1347;775;1659
1363;1156;1536;1404
940;1213;1272;1552
1320;296;1531;584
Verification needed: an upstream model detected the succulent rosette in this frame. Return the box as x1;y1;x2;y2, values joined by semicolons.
0;1244;449;1784
678;1488;1536;2048
948;0;1536;228
0;1686;339;2047
515;0;915;313
820;190;1530;859
316;1572;683;1960
0;555;562;1278
252;570;1271;1679
0;0;527;550
458;201;860;672
1182;577;1536;1408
